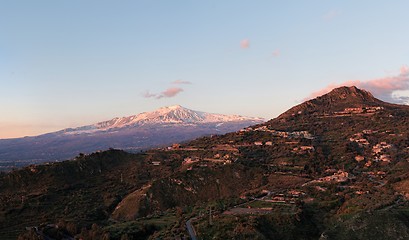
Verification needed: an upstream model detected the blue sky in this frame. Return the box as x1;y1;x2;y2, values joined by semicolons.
1;1;409;138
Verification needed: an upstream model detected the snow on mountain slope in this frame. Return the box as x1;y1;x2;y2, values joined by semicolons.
61;105;264;135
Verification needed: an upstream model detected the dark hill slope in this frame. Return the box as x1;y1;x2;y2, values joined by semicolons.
0;150;171;239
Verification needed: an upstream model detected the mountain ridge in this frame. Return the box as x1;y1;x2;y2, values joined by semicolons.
59;105;263;135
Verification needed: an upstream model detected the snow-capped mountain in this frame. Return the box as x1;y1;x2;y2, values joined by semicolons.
61;105;263;134
0;106;264;170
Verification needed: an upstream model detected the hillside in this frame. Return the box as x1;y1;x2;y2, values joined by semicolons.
1;86;409;239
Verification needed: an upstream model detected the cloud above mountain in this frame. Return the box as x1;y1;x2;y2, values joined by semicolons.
157;88;184;99
144;80;190;99
144;87;184;99
307;65;409;104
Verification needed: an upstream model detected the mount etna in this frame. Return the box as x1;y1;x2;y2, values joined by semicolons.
0;105;262;171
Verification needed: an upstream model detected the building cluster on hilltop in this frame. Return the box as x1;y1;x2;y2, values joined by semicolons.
241;126;314;140
334;106;383;115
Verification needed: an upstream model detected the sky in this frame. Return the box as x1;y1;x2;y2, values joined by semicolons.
1;1;409;139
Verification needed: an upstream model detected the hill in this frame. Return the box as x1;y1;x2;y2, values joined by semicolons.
276;86;404;120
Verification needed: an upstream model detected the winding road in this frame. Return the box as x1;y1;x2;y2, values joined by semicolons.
186;218;198;240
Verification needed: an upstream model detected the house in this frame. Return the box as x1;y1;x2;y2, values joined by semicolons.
372;146;382;154
293;146;315;154
291;131;314;139
357;139;370;145
320;170;350;182
355;190;369;195
265;141;273;146
379;154;391;162
372;142;392;155
349;133;370;145
300;146;315;151
355;155;365;162
183;157;199;165
255;126;268;131
29;166;37;173
344;107;363;113
376;171;386;176
288;190;305;197
152;161;161;166
270;195;286;203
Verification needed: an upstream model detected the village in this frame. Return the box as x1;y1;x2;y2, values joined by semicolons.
334;106;384;115
149;127;316;168
349;129;395;167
